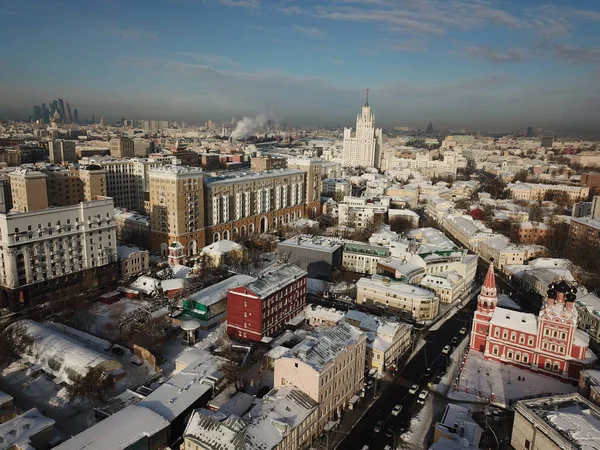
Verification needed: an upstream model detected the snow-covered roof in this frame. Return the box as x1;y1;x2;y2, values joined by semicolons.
489;307;538;335
205;168;304;185
129;275;161;295
184;412;245;450
304;305;345;324
217;392;255;418
278;235;345;252
186;274;256;307
283;322;365;371
171;264;192;279
0;390;13;407
53;405;170;450
16;320;120;382
266;346;290;361
357;277;435;300
117;245;145;259
344;309;410;341
201;239;243;256
161;278;186;291
0;408;56;449
245;264;307;299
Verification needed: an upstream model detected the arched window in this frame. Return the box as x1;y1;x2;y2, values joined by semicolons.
503;331;508;340
508;351;513;359
519;335;525;344
523;355;529;363
511;332;517;342
515;353;521;361
545;360;551;369
493;347;499;356
561;332;566;339
528;337;534;346
553;330;558;338
553;363;560;372
483;301;488;310
213;232;220;242
551;344;556;351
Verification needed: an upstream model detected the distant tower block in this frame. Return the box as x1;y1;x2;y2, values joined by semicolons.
168;241;186;267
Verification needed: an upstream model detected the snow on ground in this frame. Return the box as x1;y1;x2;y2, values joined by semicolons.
399;391;446;449
85;298;152;339
450;350;577;407
429;287;479;332
434;337;469;396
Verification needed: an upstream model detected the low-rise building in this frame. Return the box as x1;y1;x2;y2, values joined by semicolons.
322;178;351;199
227;264;307;342
511;393;600;450
274;322;366;428
575;293;600;343
477;236;526;269
117;245;149;278
303;305;345;328
277;235;344;281
343;309;412;374
433;403;483;449
419;272;465;303
0;408;61;450
508;182;589;203
356;276;439;322
114;208;150;247
342;241;390;275
569;216;600;249
200;239;246;267
515;221;551;245
579;370;600;406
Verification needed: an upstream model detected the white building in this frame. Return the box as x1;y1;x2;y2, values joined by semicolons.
342;96;383;169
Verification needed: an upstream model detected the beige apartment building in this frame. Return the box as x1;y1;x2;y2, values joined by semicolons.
48;140;77;164
287;157;323;218
8;168;49;212
204;168;306;243
250;155;288;172
274;322;366;428
109;137;135;158
117;246;149;278
148;165;205;256
507;182;590;203
343;310;412;374
356;276;439;322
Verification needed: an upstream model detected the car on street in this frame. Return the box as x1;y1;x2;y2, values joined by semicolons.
417;389;429;404
374;420;385;433
451;336;458;345
425;367;432;376
460;326;468;334
366;380;374;389
392;404;402;416
442;345;451;354
408;384;419;394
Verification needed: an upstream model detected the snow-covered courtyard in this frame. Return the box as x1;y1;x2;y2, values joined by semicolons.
450;350;577;406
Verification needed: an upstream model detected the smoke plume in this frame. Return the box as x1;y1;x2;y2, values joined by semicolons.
231;115;267;140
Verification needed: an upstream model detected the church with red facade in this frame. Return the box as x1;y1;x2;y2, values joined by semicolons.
470;263;597;381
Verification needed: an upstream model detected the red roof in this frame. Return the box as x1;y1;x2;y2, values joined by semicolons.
483;263;496;290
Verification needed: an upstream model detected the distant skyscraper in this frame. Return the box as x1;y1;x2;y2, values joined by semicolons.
527;126;534;137
426;121;434;134
65;102;72;123
33;105;42;122
51;100;58;115
73;108;79;124
58;98;65;121
342;89;383;169
41;103;50;124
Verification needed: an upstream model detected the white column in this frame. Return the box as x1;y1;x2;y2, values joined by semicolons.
222;195;230;223
245;191;251;217
212;196;221;225
235;193;242;220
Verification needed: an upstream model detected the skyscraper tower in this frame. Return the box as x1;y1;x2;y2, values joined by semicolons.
42;103;50;124
342;89;383;169
51;100;58;115
425;121;434;134
33;105;42;122
65;102;73;123
527;126;534;137
73;108;79;125
58;99;66;122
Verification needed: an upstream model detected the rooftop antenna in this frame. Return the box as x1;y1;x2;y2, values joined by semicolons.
365;88;370;107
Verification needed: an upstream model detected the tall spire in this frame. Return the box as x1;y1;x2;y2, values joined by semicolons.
483;262;496;291
365;88;369;107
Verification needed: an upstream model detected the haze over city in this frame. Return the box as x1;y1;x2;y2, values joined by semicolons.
1;0;600;132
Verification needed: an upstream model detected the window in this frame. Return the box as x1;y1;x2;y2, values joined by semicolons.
525;439;531;449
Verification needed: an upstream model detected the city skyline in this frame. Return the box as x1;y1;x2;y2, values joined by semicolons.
0;0;599;132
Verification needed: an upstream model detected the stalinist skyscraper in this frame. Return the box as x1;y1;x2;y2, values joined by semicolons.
342;90;383;169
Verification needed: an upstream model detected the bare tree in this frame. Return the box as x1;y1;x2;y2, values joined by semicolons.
389;216;414;234
0;322;34;368
219;359;248;391
64;366;114;403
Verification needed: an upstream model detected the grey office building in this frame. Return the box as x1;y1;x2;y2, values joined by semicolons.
277;236;344;281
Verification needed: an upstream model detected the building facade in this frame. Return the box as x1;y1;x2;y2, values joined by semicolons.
342;97;383;169
148;165;205;256
0;198;118;309
8;168;49;212
470;264;596;381
342;242;390;275
287;157;323;218
48;140;77;163
204;169;306;244
274;322;366;428
117;246;149;278
227;264;307;342
109;138;135;158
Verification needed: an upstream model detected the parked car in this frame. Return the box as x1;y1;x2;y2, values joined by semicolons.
460;326;468;335
425;367;432;376
417;389;429;404
374;420;385;433
408;384;419;394
442;345;451;354
366;380;374;389
392;404;402;416
451;336;458;345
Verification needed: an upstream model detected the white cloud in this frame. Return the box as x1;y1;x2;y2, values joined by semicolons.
293;24;326;37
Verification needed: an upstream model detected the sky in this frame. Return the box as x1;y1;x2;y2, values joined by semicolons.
1;0;599;132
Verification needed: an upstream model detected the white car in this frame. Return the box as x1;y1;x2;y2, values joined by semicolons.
459;327;467;335
408;384;419;395
392;404;402;416
417;389;429;404
442;345;451;355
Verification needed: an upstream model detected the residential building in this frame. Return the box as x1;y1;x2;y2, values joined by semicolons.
204;168;306;244
287;157;323;217
277;235;344;281
322;178;351;200
569;216;600;249
507;182;589;203
114;208;150;247
337;196;388;229
79;166;108;201
274;322;366;428
470;265;596;381
182;274;256;329
227;264;307;342
443;214;495;250
133;138;155;157
117;245;149;278
148;165;205;256
581;173;600;195
477;236;526;269
575;293;600;343
48;139;77;163
9;167;48;212
571;152;600;167
303;305;345;328
343;309;412;374
572;201;593;218
433;404;483;449
182;387;319;450
0;197;119;309
342;242;390;275
579;370;600;405
515;221;550;245
109;137;135;158
251;155;288;172
356;276;439;322
511;394;600;450
0;408;60;450
342;95;383;169
592;196;600;219
200;239;245;267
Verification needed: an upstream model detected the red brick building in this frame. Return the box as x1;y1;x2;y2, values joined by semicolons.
516;221;551;245
470;264;597;381
227;264;307;342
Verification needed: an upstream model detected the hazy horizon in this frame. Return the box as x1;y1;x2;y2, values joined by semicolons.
1;0;599;133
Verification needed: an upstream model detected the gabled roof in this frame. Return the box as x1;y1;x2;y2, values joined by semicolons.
483;263;496;291
244;264;307;298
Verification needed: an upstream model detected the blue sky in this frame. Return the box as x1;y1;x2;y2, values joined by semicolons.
1;0;599;131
